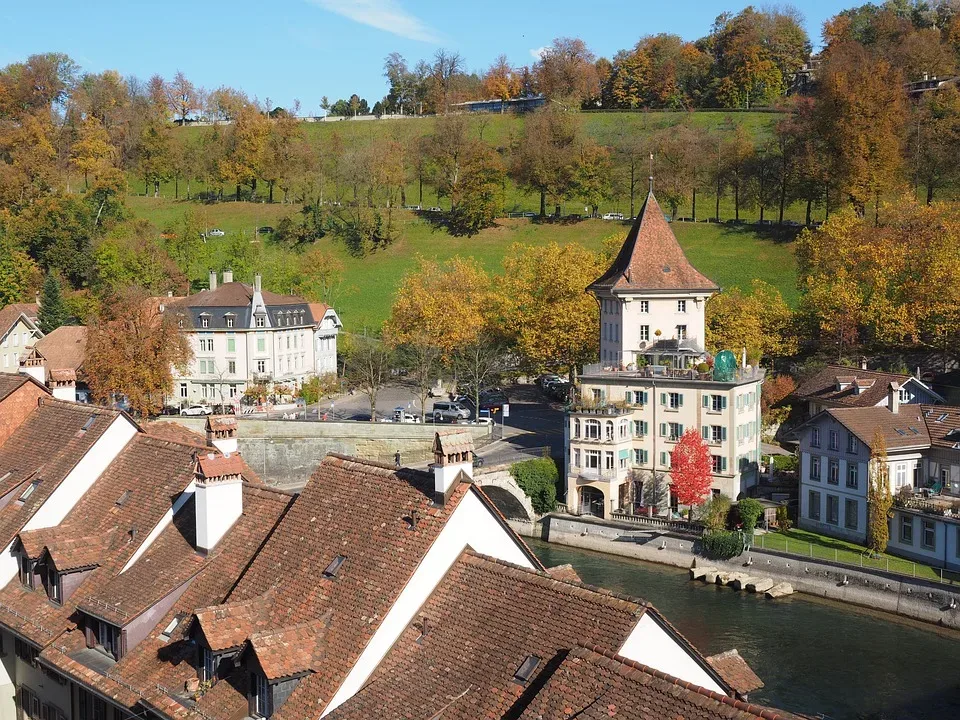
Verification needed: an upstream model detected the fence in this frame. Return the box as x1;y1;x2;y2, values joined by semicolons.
752;532;960;586
609;511;706;536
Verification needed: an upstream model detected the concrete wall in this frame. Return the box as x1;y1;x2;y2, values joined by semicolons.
160;418;491;488
534;515;960;631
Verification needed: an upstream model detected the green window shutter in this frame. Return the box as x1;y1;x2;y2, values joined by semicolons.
703;395;709;408
625;391;632;404
618;449;629;460
722;396;728;410
640;391;648;404
660;392;667;406
660;451;667;466
702;426;709;440
679;394;684;407
641;421;648;435
642;450;648;464
660;422;667;437
678;423;684;435
722;457;728;472
722;427;728;441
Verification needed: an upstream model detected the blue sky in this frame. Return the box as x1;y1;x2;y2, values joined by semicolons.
3;1;850;115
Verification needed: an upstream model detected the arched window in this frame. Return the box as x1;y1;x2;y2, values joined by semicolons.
605;421;614;441
574;419;581;438
584;420;600;440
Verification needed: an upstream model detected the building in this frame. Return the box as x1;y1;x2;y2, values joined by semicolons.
792;363;943;418
0;405;796;720
450;95;545;113
0;303;40;374
796;385;960;571
166;271;341;405
566;190;764;518
19;325;88;402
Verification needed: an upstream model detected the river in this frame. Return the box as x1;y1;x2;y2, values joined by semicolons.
529;539;960;720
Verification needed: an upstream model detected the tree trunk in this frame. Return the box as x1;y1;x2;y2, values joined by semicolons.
926;182;934;204
630;165;636;219
805;199;812;226
400;185;406;206
175;176;179;199
778;184;786;224
153;181;160;198
692;188;697;222
734;185;740;221
760;205;764;223
555;203;561;218
236;184;241;201
268;181;274;204
715;180;720;221
540;190;546;218
251;178;258;199
186;179;191;200
418;175;423;204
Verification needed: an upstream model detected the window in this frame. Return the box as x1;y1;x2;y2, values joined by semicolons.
899;387;910;403
847;463;859;489
200;646;216;682
226;316;234;328
256;360;266;374
228;361;236;375
639;300;649;313
844;499;858;531
199;336;214;352
895;463;907;488
711;455;727;473
584;420;600;440
900;515;914;544
706;394;726;413
18;555;33;588
252;672;271;718
828;459;839;485
78;688;106;720
922;519;936;550
200;317;209;328
47;568;61;604
573;419;581;438
584;450;600;469
676;325;687;340
257;334;266;353
826;495;839;525
98;620;119;659
667;422;683;441
178;318;184;329
255;315;265;328
19;480;40;502
179;383;187;399
808;490;820;521
514;654;542;684
633;420;648;437
846;433;858;454
15;638;37;664
811;427;821;448
829;430;839;451
639;325;650;342
810;456;821;481
677;300;686;313
605;421;614;441
227;336;236;353
667;392;682;409
633;449;648;465
604;451;614;470
229;385;238;398
322;555;347;578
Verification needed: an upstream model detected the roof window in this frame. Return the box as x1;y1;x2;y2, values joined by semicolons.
115;490;132;507
81;416;96;432
19;480;40;502
513;654;541;684
322;555;346;578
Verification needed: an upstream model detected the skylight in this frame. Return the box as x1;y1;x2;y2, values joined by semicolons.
513;655;542;684
909;427;921;435
81;416;96;432
322;555;346;578
938;414;949;422
115;490;132;507
19;480;40;502
894;429;907;436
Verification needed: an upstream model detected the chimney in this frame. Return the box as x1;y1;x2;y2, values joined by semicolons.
205;415;238;455
209;270;217;292
860;356;868;370
888;382;900;415
254;273;262;293
430;431;474;505
223;268;233;284
167;291;173;298
194;452;243;553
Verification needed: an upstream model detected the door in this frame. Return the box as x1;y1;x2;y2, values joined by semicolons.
579;487;605;518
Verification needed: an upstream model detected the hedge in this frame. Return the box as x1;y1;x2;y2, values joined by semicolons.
701;530;745;560
510;457;558;515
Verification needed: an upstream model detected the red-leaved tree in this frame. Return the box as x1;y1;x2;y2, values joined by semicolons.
670;428;714;520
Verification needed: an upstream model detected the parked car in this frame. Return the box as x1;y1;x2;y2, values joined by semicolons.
257;226;275;234
431;400;471;423
537;373;562;389
473;455;485;469
425;206;443;213
180;404;213;416
479;391;508;412
392;407;421;423
207;228;225;237
403;204;422;211
601;212;624;221
548;381;572;402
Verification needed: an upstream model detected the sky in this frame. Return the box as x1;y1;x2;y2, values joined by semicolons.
2;0;853;115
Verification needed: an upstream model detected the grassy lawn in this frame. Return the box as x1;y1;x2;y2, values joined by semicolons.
754;528;960;585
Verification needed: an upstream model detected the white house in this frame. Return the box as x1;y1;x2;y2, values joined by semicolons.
165;271;341;405
566;190;763;518
0;303;40;374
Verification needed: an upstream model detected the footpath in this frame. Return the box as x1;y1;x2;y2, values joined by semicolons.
509;513;960;631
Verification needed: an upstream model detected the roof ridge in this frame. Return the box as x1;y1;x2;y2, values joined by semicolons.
574;644;790;720
322;453;433;479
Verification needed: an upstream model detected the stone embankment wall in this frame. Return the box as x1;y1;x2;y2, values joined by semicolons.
509;514;960;631
158;418;491;488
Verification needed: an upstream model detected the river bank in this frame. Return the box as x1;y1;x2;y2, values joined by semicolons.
510;514;960;631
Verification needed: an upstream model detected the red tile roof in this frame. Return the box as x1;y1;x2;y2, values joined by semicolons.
0;373;47;402
195;592;275;651
308;302;330;325
32;326;88;371
518;645;800;720
707;649;765;696
0;303;38;334
197;453;244;479
172;282;306;309
248;615;329;680
793;364;940;409
824;406;929;450
590;191;718;294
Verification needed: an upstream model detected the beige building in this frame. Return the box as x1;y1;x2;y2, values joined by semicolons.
565;190;764;518
0;303;40;374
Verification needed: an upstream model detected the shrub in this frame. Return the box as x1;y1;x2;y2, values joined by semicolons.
772;454;798;472
696;362;710;374
737;498;764;534
510;457;558;514
775;504;792;531
698;494;732;533
701;530;744;560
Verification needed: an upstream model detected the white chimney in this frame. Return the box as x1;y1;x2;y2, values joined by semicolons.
209;270;217;292
430;431;474;504
888;382;900;415
205;415;238;455
194;453;243;553
254;273;262;293
223;268;233;284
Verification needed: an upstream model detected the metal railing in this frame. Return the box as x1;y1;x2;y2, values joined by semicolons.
609;511;705;536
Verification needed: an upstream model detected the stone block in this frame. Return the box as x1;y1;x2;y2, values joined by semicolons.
765;582;794;599
745;578;775;593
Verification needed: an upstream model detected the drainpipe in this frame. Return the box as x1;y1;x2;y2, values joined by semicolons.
652;377;658;515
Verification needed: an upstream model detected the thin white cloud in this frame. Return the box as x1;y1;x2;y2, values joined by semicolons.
529;46;549;61
309;0;441;43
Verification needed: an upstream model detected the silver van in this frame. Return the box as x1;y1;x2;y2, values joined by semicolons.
431;401;471;422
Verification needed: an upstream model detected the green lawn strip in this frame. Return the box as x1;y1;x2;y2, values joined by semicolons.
756;528;960;584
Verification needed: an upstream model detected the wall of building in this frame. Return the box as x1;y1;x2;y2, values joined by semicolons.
887;508;960;571
598;292;709;367
618;613;724;693
0;382;47;447
0;320;37;374
0;629;73;720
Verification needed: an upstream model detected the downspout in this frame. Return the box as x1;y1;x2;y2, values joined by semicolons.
652;377;657;515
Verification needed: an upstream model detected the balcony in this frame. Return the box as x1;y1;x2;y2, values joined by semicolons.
567;402;634;417
894;491;960;517
581;363;765;385
573;466;619;482
570;434;631;446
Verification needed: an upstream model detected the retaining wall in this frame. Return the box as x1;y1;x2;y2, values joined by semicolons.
528;514;960;631
155;418;491;487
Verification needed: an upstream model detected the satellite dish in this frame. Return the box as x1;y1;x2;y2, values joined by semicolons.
713;350;737;382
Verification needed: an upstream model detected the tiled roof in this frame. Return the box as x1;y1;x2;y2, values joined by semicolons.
248;616;329;680
44;532;115;571
32;326;88;371
172;282;305;309
518;645;800;720
206;416;236;433
825;406;930;450
195;593;275;651
433;429;474;456
920;404;960;450
142;421;207;447
0;302;38;334
793;364;941;408
308;302;330;324
707;649;764;696
545;563;582;583
197;453;244;479
0;373;46;402
589;191;718;294
48;368;76;383
323;551;648;720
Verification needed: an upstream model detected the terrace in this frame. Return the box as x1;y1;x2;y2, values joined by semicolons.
581;362;765;385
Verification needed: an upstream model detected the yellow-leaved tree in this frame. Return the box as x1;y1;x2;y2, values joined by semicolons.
500;242;601;380
705;280;796;363
868;430;893;554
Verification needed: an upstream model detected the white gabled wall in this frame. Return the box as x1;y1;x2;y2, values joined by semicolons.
0;415;138;586
618;613;724;693
322;488;534;716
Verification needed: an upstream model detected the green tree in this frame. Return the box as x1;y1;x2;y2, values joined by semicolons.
37;273;68;333
868;430;893;554
0;241;41;306
510;457;559;514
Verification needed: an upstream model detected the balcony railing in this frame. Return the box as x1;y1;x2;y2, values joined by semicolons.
573;467;619;482
567;403;635;416
581;363;765;384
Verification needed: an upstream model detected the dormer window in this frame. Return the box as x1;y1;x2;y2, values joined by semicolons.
322;555;346;578
513;654;541;684
95;619;120;660
256;315;265;328
677;300;686;313
226;315;235;328
47;567;61;605
252;672;271;718
18;554;33;589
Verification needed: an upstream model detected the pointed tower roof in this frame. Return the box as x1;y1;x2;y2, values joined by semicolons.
589;191;718;294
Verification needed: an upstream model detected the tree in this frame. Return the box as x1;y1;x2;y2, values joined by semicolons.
670;428;714;520
428;49;465;114
167;71;198;124
705;279;796;363
501;242;601;378
37;273;68;333
760;374;796;431
71;115;113;189
534;37;600;106
0;242;41;306
482;55;521;110
343;334;394;421
136;120;172;197
510;107;582;217
867;429;893;554
84;287;192;416
911;85;960;203
219;104;270;199
453;335;508;419
384;52;413;115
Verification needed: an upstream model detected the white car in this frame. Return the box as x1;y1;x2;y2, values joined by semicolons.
207;229;225;237
180;404;213;416
425;207;443;213
393;407;421;423
601;212;624;221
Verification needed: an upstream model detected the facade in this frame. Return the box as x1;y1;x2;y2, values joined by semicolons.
566;191;764;518
166;271;341;405
796;386;960;571
0;303;40;374
0;398;794;720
